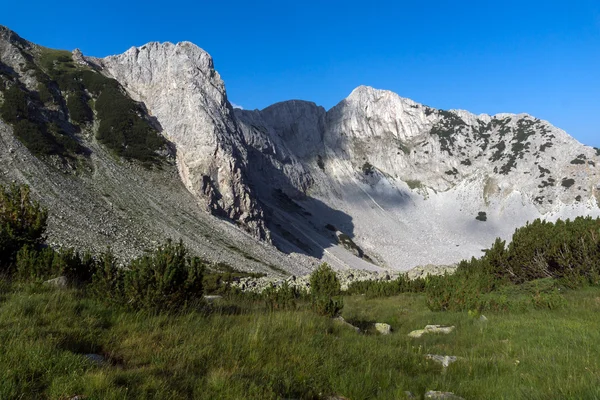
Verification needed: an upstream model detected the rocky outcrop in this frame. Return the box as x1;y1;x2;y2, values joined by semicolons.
97;42;269;240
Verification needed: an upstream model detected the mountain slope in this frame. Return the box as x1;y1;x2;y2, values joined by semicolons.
96;42;268;240
0;26;312;276
235;86;600;269
1;25;598;273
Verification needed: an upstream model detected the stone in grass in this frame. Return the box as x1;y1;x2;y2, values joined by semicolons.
333;316;360;333
425;390;465;399
84;354;106;365
408;325;455;338
374;322;392;335
426;354;459;368
44;276;68;288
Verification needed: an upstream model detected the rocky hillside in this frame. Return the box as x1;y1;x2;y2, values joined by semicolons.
0;26;312;276
1;25;599;273
235;86;600;268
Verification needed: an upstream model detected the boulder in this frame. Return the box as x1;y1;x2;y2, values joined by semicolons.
408;325;455;338
333;316;360;333
204;295;223;303
426;354;459;368
374;322;392;335
44;276;68;289
424;390;465;399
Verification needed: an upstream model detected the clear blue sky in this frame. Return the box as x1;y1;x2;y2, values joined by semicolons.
2;0;599;147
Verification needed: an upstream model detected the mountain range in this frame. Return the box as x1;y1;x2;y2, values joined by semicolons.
1;25;598;275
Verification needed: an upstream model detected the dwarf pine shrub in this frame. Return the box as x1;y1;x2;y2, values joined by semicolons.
0;184;48;271
309;263;343;317
90;249;123;304
263;281;306;311
122;240;205;312
425;217;600;311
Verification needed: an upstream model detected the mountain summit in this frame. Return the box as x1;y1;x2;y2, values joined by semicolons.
1;26;598;272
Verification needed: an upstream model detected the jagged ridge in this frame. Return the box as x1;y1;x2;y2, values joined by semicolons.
2;25;599;273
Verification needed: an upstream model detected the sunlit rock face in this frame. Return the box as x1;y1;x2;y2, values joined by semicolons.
235;85;600;269
4;22;596;272
99;41;269;240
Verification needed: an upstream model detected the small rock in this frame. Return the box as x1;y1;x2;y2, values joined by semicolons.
203;295;223;303
408;325;455;338
405;391;416;399
424;390;465;399
426;354;459;368
84;354;105;365
44;276;68;288
374;322;392;335
479;314;488;322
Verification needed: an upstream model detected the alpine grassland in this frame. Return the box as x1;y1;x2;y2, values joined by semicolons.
2;182;600;399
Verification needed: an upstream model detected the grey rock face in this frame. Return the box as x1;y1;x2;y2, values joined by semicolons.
237;85;600;270
0;27;312;277
98;42;268;240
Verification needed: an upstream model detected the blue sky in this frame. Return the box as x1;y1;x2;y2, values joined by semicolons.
2;0;599;147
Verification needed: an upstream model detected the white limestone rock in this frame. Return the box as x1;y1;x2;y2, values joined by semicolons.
97;42;269;240
408;325;456;338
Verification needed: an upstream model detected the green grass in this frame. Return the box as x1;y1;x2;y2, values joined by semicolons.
2;283;600;399
406;179;424;190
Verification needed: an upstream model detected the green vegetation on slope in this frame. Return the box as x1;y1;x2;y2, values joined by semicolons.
0;82;85;158
36;48;167;165
0;47;166;165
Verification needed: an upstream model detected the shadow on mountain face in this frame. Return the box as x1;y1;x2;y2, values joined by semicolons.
335;173;414;211
244;146;356;259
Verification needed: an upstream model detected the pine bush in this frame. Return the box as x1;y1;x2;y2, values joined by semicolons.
309;263;343;317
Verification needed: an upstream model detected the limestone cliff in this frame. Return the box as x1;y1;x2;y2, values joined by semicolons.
235;86;600;269
97;42;268;240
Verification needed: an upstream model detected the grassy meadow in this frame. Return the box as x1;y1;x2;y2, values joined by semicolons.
3;183;600;399
1;281;600;400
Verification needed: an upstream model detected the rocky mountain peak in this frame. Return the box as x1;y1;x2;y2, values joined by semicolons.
97;41;269;240
2;27;598;273
0;25;27;45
